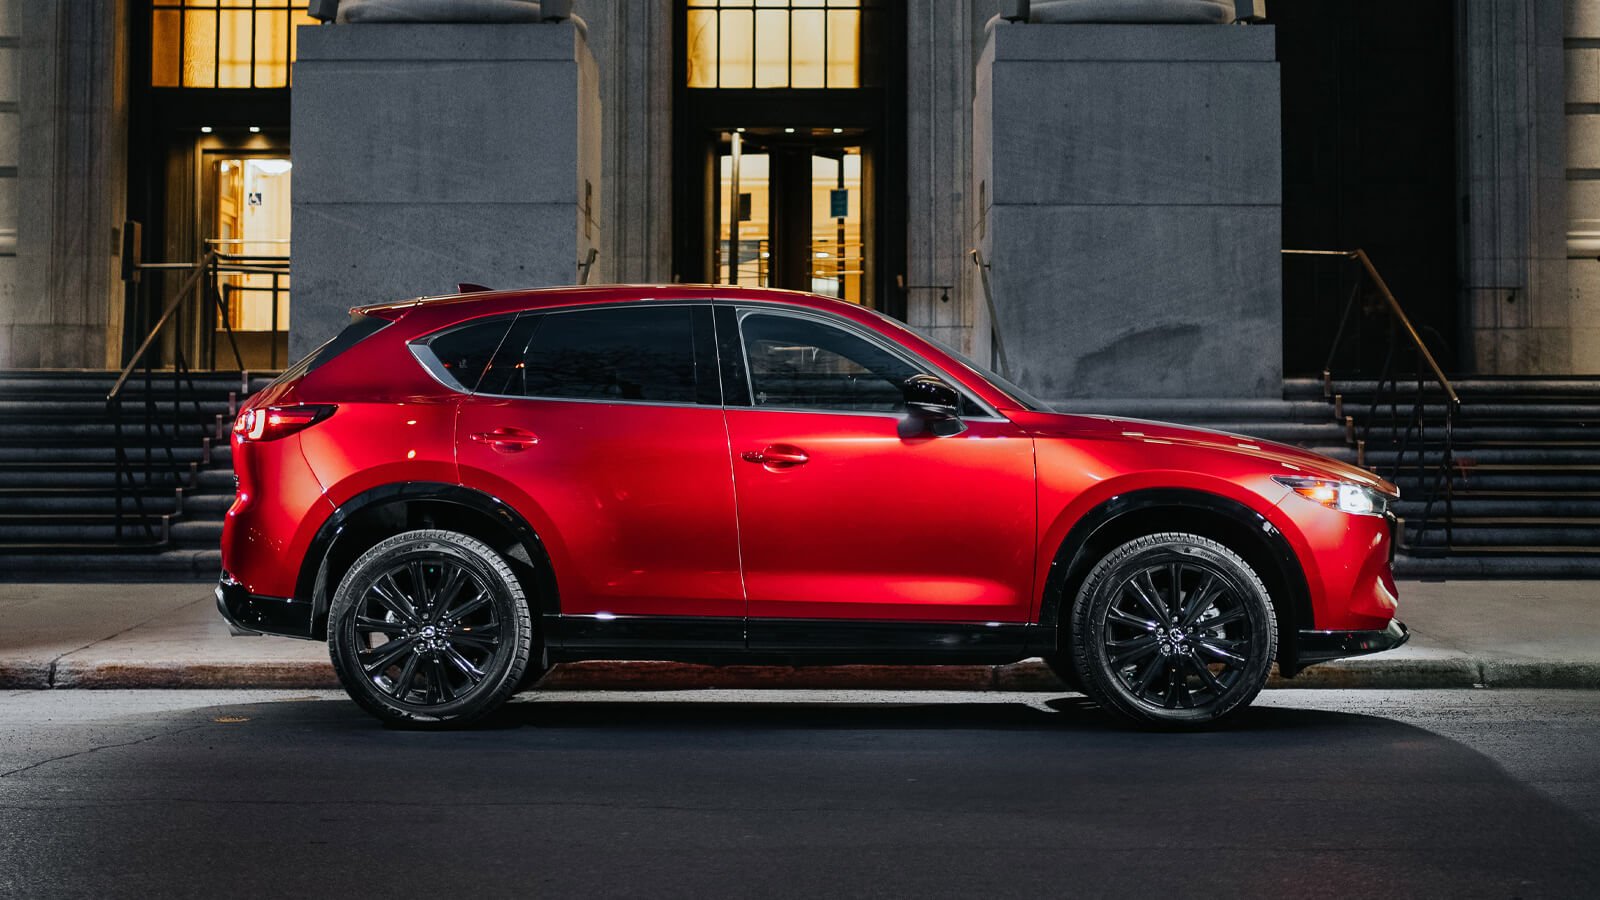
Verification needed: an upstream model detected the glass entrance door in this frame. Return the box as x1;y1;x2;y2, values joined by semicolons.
711;127;870;306
205;153;291;368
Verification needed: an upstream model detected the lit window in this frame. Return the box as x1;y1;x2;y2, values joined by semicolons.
151;1;317;89
686;0;875;90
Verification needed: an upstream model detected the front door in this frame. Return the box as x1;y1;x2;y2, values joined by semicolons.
719;306;1037;624
454;304;745;623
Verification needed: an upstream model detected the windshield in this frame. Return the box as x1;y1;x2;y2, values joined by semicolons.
860;307;1050;412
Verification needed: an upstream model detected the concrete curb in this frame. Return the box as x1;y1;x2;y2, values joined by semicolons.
3;657;1597;692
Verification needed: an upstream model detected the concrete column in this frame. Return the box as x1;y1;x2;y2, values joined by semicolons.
3;0;127;370
584;0;673;283
1567;0;1600;371
904;2;983;358
1459;0;1569;374
291;22;601;359
973;22;1281;399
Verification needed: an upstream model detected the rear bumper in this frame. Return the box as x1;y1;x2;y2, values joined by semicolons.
215;573;318;640
1294;618;1409;669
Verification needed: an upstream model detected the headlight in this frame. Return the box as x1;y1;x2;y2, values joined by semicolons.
1273;476;1392;517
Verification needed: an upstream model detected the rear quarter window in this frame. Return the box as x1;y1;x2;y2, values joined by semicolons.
415;315;517;393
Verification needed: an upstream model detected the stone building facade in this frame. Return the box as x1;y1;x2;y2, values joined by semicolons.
0;0;1596;394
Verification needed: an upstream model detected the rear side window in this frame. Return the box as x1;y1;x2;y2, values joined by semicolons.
505;306;700;403
418;316;516;392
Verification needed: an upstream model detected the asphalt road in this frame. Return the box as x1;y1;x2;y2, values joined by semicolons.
2;689;1598;899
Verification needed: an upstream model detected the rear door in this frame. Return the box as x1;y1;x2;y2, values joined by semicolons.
452;303;745;624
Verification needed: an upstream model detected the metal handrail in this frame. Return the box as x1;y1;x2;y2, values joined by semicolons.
1283;248;1461;554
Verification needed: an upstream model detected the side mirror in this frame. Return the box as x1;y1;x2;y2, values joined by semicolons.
901;374;966;436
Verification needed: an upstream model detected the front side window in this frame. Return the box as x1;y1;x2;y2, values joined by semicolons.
507;306;702;403
739;311;919;412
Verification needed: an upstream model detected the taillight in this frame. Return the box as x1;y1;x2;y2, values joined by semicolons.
233;404;336;442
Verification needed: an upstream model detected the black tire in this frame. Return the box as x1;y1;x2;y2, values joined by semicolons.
1069;532;1276;730
328;529;534;728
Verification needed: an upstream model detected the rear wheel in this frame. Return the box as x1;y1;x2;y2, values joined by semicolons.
328;529;534;727
1069;533;1276;729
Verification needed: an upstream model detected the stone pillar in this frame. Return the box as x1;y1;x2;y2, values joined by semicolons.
1458;0;1569;374
903;4;983;358
584;0;673;283
4;0;128;369
291;22;601;359
1567;0;1600;372
973;22;1281;399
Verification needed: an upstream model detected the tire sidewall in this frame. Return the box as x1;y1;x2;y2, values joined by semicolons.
328;529;533;726
1070;533;1277;729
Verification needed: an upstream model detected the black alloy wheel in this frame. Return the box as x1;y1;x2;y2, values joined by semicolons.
1069;533;1276;729
328;529;534;727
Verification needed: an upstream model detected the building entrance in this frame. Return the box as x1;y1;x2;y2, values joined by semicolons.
672;0;905;316
711;128;869;304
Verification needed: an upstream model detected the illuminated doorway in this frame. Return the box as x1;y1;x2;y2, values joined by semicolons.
673;0;905;317
204;153;291;367
713;128;869;303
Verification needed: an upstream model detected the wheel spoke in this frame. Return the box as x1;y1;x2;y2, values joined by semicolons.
1166;562;1185;622
1126;571;1171;626
389;651;423;698
1196;607;1246;632
408;561;431;616
354;615;407;636
1186;650;1228;694
1108;634;1160;667
447;631;499;652
1195;638;1249;667
1131;653;1165;697
443;647;485;684
1107;607;1158;631
359;635;417;674
1178;573;1221;627
430;657;456;702
428;566;468;623
446;590;491;623
370;575;421;626
1161;658;1183;709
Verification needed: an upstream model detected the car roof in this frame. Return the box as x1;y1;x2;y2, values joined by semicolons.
355;283;870;321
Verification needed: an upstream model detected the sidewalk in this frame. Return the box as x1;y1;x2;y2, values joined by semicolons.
1;581;1596;690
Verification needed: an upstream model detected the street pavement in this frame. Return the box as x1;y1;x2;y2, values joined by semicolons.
0;688;1598;898
1;580;1598;690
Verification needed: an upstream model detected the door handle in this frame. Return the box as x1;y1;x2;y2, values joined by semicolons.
469;427;539;452
742;444;808;469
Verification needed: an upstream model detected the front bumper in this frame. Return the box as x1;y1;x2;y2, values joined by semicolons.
1294;618;1409;669
215;573;319;640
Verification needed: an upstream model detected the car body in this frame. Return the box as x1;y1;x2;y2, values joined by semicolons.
217;285;1407;728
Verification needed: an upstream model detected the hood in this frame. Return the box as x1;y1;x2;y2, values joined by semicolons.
1010;411;1398;496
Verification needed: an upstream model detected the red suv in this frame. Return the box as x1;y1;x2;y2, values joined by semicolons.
218;285;1406;728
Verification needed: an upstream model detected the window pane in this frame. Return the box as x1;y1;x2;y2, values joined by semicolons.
789;9;825;88
255;10;287;88
151;10;181;86
217;9;252;88
753;9;789;88
182;10;218;87
520;307;699;403
740;313;917;412
686;9;718;87
717;9;754;89
826;9;859;88
424;317;515;393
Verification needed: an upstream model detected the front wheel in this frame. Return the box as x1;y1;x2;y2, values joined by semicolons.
1069;533;1277;729
328;529;534;728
